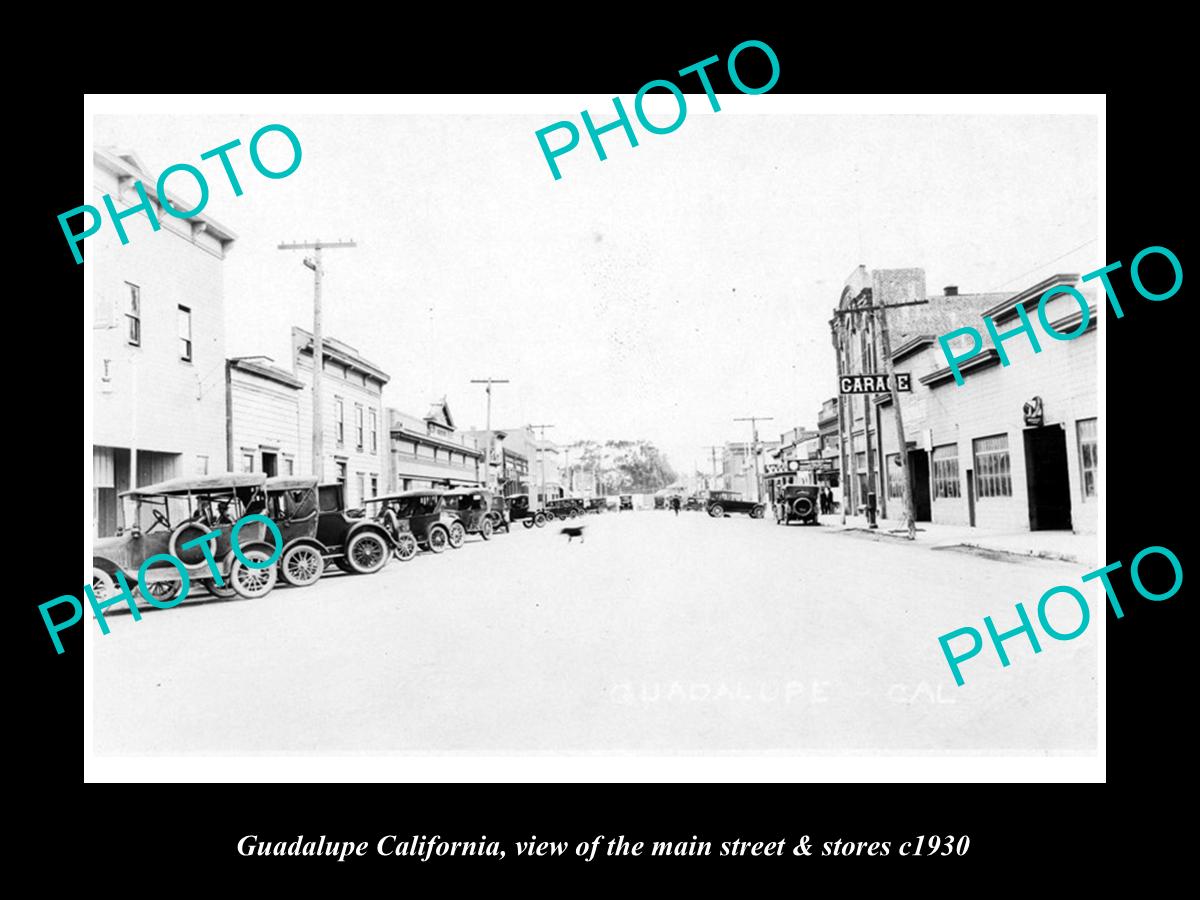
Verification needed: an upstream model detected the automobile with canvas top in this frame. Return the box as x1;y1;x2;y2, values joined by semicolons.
91;472;279;603
705;490;765;519
774;484;820;526
441;487;498;540
364;490;466;552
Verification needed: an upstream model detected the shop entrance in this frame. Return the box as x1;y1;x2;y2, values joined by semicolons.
907;449;931;522
1024;425;1073;530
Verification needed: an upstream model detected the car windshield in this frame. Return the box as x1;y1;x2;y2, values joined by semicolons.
391;495;440;517
269;488;316;520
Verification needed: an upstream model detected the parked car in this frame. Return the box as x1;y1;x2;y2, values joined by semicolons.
488;493;512;533
442;487;497;540
584;498;606;514
91;473;279;604
654;495;666;510
508;494;547;528
364;491;465;552
685;494;705;511
619;494;634;511
774;484;821;526
547;497;584;519
706;490;765;519
264;477;415;587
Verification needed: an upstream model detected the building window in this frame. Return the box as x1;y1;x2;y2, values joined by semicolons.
195;454;209;475
355;404;364;451
370;474;378;497
369;408;378;453
126;283;141;346
284;457;295;475
932;444;961;499
177;305;192;361
973;434;1012;498
241;453;255;473
336;461;347;487
1077;418;1098;500
885;454;905;499
335;398;345;445
356;472;365;502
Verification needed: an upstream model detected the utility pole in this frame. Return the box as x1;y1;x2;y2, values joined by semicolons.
734;417;773;504
874;302;917;540
529;424;554;506
564;446;572;494
278;239;357;479
834;333;852;525
470;378;509;489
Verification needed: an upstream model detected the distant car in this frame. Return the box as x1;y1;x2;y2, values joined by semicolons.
654;495;666;509
442;487;497;540
487;493;512;533
508;494;547;529
774;484;820;526
706;490;765;519
584;498;606;514
685;494;704;511
547;498;584;519
619;495;634;511
364;491;465;552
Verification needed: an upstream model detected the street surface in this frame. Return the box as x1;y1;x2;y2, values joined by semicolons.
94;510;1097;754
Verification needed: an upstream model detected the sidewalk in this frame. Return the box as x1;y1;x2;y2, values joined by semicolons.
826;511;1099;569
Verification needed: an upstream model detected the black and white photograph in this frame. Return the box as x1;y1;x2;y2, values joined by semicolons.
80;95;1104;776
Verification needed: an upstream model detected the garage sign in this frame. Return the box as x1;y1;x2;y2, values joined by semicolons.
839;373;911;394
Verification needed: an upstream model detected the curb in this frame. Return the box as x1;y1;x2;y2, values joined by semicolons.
931;542;1081;565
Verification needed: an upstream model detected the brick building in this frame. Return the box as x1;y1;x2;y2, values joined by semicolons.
92;147;236;537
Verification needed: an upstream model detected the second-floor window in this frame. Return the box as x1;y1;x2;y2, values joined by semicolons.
335;398;345;445
178;306;192;361
355;404;364;451
369;408;378;453
126;283;141;346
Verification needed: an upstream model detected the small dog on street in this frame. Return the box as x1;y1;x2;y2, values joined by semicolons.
560;525;585;543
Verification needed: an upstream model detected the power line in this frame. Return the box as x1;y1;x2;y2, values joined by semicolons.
987;237;1097;293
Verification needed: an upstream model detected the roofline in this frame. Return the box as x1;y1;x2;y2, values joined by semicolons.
229;357;305;389
292;326;390;385
919;348;1003;388
389;425;483;458
94;148;238;245
982;273;1081;323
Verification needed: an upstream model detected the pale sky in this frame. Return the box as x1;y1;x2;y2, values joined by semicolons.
95;111;1097;475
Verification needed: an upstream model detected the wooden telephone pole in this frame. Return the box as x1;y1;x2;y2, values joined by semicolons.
734;416;773;504
702;445;723;490
278;239;357;479
470;378;509;488
529;424;555;506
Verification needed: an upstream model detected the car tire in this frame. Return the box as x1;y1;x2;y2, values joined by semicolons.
448;521;466;549
91;567;117;603
139;579;183;605
202;578;238;599
228;549;278;599
395;533;418;561
427;525;449;553
522;519;534;529
281;544;324;587
534;513;546;528
346;532;390;574
481;518;494;540
751;505;765;519
709;504;724;518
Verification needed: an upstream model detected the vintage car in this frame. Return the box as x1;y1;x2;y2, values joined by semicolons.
684;494;705;511
264;477;415;587
654;495;666;510
619;494;634;511
705;490;766;519
546;497;584;519
442;487;497;540
487;493;511;533
364;490;465;552
584;497;606;514
91;473;279;604
508;494;547;528
775;484;821;526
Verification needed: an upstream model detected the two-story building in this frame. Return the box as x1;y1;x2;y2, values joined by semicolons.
92;147;237;537
291;327;389;507
816;397;841;492
474;425;561;503
387;398;484;492
226;356;304;477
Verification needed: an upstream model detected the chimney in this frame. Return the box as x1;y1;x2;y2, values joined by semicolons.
943;285;959;296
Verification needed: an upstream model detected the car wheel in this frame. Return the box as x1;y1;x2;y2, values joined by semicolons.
481;518;494;540
427;525;449;553
202;578;238;599
395;533;418;561
522;519;534;529
751;505;765;519
281;544;324;586
139;580;182;605
534;512;547;528
709;504;724;517
91;567;117;603
347;532;390;574
229;550;278;599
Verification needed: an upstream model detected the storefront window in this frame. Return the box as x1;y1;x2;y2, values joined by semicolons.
973;434;1012;498
886;454;904;499
1077;418;1098;500
932;444;960;499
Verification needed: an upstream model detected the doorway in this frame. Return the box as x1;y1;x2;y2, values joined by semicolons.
908;449;932;522
1024;425;1073;530
261;451;278;477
